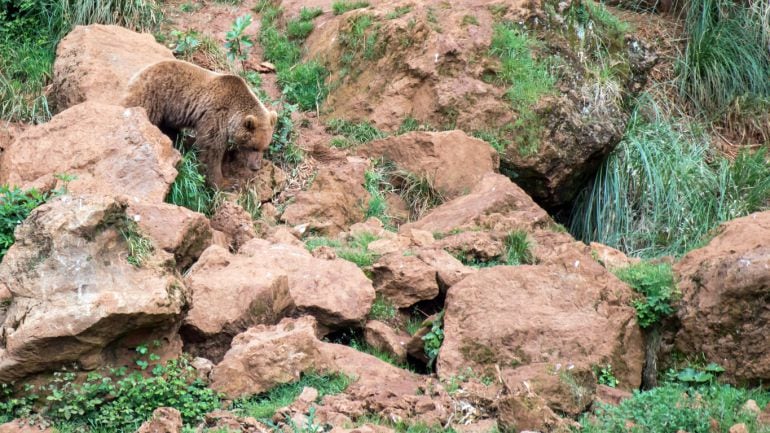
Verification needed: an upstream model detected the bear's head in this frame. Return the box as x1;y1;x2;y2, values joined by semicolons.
232;110;278;170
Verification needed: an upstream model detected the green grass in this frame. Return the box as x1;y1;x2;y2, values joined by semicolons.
678;0;770;120
332;0;370;15
326;118;387;147
338;13;382;70
390;169;445;221
489;22;557;156
256;1;329;113
397;117;436;134
120;220;154;267
614;262;678;329
364;165;394;226
0;0;162;122
304;232;380;268
368;294;397;321
579;382;770;433
278;60;329;111
166;149;216;216
386;6;412;19
471;129;511;154
570;99;770;258
232;372;350;422
503;230;535;265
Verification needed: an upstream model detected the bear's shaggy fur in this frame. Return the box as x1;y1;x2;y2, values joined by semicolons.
122;60;278;188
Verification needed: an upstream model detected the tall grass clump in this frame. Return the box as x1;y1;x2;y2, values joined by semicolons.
0;0;162;122
678;0;770;119
570;98;770;258
166;149;215;216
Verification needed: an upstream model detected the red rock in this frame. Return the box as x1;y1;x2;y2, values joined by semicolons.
401;173;551;235
365;320;410;363
0;102;179;203
439;265;643;416
210;200;257;252
360;131;499;199
281;157;370;235
136;407;183;433
675;211;770;383
0;196;186;382
0;420;54;433
52;24;173;111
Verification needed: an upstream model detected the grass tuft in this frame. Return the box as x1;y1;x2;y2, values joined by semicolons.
232;372;351;422
614;262;677;329
332;0;370;15
503;230;535;265
166;149;215;216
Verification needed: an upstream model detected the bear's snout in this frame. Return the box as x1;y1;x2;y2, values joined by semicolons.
247;151;263;170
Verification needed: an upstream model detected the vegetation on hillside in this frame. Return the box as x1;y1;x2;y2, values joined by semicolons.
0;0;161;122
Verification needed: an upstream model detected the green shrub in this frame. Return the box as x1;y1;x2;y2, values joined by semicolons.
579;382;770;433
278;60;329;111
0;185;49;262
232;372;350;421
422;311;444;369
0;347;221;430
224;14;254;63
166;149;215;216
570;99;770;258
332;0;370;15
613;262;677;329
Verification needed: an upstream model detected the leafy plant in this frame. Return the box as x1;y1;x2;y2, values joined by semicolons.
171;29;202;56
579;381;769;433
332;0;370;15
422;311;445;369
267;104;305;166
0;185;49;262
225;14;254;64
596;364;619;388
0;347;221;430
613;262;677;329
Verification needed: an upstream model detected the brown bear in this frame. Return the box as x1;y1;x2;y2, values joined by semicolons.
122;59;278;188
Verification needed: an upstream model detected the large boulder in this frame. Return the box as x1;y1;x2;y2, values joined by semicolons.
281;157;370;235
675;211;770;384
0;195;186;382
51;24;174;111
127;202;212;270
209;316;331;399
438;264;644;416
372;249;471;308
182;239;375;360
0;102;179;203
305;1;654;208
359;131;499;199
400;173;551;235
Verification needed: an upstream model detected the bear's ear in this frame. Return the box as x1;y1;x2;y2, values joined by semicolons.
269;110;278;127
244;115;257;131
